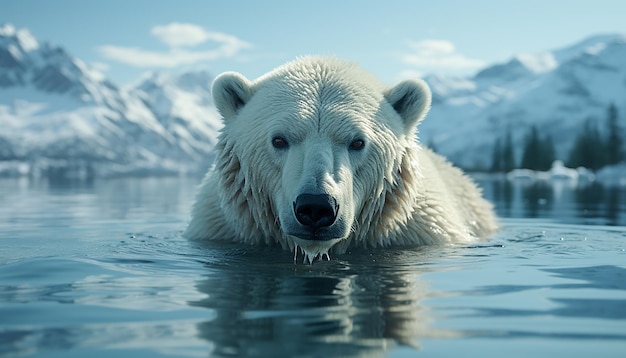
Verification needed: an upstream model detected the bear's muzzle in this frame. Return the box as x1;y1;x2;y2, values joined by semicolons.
292;194;338;238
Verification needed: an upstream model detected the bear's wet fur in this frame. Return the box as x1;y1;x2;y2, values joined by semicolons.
185;56;497;261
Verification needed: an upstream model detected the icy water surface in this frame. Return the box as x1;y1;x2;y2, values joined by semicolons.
1;176;625;357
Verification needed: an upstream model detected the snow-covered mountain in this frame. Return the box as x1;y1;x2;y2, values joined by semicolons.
422;34;626;169
0;24;221;177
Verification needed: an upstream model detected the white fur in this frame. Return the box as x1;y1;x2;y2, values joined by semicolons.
185;56;497;259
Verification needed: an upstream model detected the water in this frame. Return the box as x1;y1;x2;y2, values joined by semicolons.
1;176;625;357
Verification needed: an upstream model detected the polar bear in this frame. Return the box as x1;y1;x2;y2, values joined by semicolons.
185;56;497;262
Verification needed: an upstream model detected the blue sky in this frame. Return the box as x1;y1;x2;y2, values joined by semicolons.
3;0;626;86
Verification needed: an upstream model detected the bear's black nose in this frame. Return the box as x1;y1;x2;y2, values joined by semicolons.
293;194;338;230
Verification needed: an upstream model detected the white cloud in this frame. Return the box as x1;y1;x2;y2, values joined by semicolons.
98;22;251;68
151;23;212;48
408;39;456;57
98;46;240;68
400;39;485;76
398;69;425;80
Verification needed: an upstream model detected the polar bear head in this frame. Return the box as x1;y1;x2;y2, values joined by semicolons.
211;56;431;261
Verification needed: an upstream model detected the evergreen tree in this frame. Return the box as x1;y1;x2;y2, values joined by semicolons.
567;119;606;170
540;134;556;171
520;126;541;170
490;128;518;172
502;130;516;172
520;126;555;171
490;138;502;172
605;103;624;165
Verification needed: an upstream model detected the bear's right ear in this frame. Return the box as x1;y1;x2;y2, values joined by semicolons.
212;72;253;119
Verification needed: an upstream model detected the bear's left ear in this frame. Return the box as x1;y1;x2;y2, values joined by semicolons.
212;71;254;119
384;79;432;133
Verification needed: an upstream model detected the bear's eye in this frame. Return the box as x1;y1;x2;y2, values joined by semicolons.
349;139;365;151
272;136;289;149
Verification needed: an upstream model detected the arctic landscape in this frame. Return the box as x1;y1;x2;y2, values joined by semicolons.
0;23;625;182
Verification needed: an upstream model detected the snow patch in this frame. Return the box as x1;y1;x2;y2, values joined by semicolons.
515;52;557;73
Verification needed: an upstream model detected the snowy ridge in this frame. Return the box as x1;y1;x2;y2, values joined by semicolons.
422;33;626;170
0;24;221;177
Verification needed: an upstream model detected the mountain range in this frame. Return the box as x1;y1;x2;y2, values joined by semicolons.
421;33;626;169
1;23;625;176
0;24;221;177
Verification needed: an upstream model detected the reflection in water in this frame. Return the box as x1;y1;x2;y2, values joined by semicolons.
490;180;514;216
190;248;452;357
575;183;606;223
483;179;626;226
2;177;626;357
522;182;553;218
574;183;626;226
0;245;455;358
606;187;623;226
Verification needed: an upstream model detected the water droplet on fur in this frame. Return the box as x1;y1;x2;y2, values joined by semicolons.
293;246;332;265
